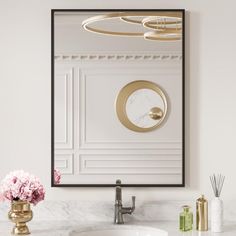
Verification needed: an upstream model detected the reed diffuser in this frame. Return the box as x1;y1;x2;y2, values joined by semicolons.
210;174;225;233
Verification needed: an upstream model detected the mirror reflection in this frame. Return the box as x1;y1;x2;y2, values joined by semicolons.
52;10;184;186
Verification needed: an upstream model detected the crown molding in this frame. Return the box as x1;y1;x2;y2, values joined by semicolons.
54;53;182;61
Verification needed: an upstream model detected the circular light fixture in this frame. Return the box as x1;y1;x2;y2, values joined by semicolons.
120;12;182;25
142;16;182;32
144;31;181;41
82;12;148;37
82;12;182;41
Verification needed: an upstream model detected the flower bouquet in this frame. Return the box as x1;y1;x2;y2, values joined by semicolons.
0;170;45;235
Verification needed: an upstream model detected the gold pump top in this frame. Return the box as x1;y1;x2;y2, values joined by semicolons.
197;195;207;202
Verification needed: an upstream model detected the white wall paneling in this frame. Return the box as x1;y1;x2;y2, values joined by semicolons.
54;65;74;149
79;154;182;174
55;153;74;174
54;55;183;185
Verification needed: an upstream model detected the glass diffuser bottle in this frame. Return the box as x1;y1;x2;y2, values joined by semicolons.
179;205;193;231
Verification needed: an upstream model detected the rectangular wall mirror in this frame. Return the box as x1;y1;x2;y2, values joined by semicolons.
51;9;185;187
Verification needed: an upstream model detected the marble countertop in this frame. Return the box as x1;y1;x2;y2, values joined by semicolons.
1;220;236;236
1;200;236;236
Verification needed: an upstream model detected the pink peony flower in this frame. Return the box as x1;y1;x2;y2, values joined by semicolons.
0;170;45;205
54;169;61;184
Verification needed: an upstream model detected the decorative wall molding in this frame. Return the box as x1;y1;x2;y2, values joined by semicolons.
54;61;183;184
55;154;74;174
78;66;182;150
55;53;182;61
79;154;182;175
54;67;74;149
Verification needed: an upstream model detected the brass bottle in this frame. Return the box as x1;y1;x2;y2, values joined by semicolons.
196;195;208;231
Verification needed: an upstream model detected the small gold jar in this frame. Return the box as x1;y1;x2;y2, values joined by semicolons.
8;200;33;235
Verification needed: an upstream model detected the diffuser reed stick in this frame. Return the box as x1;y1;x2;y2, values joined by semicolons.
210;174;225;197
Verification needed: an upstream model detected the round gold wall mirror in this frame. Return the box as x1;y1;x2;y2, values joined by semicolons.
115;80;168;132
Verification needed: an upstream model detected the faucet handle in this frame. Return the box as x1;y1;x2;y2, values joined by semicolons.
131;196;136;211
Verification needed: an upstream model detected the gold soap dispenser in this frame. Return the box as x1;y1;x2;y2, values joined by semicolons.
196;195;208;231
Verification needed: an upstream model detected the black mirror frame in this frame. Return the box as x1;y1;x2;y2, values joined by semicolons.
51;9;185;187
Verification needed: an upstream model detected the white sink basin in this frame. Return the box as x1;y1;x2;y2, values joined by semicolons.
70;225;168;236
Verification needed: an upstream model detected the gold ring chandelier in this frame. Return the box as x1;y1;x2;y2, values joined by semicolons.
82;12;182;41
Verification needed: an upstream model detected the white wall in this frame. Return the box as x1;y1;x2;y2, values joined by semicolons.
1;0;236;203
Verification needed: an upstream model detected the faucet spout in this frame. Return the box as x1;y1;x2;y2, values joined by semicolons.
115;180;122;203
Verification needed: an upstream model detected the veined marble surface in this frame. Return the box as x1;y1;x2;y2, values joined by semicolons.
126;88;164;128
0;201;236;235
1;200;236;222
0;200;193;222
